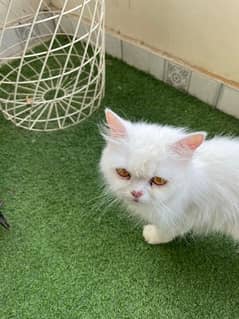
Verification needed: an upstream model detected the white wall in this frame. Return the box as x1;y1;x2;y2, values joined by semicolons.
0;0;50;23
105;0;239;84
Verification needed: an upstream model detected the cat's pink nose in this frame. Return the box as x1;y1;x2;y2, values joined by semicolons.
131;190;143;198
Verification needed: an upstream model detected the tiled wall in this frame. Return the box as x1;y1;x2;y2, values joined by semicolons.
106;32;239;120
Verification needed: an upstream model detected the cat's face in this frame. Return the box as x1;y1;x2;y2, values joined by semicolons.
100;109;205;209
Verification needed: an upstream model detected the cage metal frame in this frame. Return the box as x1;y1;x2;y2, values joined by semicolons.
0;0;105;131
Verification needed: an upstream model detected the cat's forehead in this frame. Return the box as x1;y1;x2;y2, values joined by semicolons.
109;122;185;175
117;138;162;177
127;146;161;176
110;140;161;177
128;125;167;155
128;123;180;148
124;124;181;175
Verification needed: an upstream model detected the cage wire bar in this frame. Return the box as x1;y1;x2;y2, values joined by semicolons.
0;0;105;131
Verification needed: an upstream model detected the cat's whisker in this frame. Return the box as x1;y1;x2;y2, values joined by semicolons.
86;191;110;205
87;187;121;219
94;197;122;223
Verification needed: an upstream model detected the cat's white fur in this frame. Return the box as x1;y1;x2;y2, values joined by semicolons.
100;109;239;244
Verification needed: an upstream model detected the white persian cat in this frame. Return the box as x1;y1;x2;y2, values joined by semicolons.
100;108;239;244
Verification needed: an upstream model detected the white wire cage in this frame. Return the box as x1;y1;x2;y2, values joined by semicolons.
0;0;105;131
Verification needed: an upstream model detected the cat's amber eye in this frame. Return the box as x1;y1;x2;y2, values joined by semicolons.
150;176;167;186
116;168;131;179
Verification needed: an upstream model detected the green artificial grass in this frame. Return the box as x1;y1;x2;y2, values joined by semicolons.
1;56;239;318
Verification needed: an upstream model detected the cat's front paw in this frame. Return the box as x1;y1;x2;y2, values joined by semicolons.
143;224;173;245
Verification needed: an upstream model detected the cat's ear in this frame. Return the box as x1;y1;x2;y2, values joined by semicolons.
172;132;206;156
105;108;128;138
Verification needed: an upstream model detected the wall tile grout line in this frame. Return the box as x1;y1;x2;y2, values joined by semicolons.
186;69;193;92
214;83;224;109
120;39;123;60
163;61;168;82
162;58;166;83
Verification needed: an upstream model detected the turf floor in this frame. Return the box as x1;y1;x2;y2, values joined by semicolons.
1;56;239;318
